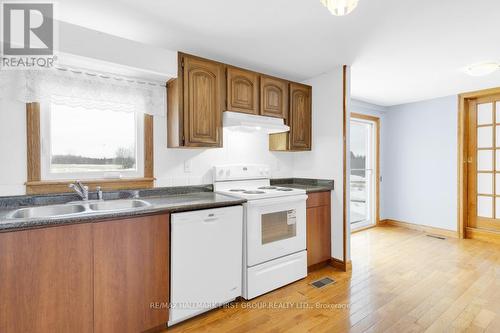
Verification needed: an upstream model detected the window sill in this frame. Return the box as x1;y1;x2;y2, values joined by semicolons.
25;178;155;195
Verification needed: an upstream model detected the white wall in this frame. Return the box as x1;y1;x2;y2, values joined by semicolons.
58;21;177;79
153;123;294;187
383;95;458;231
0;99;294;196
294;67;347;261
0;22;295;196
0;22;350;263
0;100;26;195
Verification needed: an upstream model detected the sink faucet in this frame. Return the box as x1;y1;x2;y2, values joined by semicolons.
96;186;103;201
68;181;89;201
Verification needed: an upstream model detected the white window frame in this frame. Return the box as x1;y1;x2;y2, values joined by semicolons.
39;102;145;181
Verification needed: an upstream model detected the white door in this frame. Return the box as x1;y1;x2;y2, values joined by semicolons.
245;195;307;267
350;115;378;230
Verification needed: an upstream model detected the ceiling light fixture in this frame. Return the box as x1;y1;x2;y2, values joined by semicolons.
320;0;359;16
464;62;500;77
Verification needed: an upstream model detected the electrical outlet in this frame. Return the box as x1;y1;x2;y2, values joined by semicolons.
184;159;192;173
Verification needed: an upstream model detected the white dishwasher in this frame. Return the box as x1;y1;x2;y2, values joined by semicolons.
168;205;243;326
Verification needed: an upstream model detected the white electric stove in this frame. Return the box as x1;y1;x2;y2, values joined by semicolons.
214;164;308;300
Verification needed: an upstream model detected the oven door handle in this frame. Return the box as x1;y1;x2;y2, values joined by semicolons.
245;194;308;207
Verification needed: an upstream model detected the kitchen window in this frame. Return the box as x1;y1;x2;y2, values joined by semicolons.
40;101;144;180
14;68;165;194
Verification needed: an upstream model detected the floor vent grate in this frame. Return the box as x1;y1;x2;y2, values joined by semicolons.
311;277;336;289
427;234;446;240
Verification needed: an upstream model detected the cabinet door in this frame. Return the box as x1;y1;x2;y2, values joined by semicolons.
227;67;259;115
183;55;223;147
289;83;312;150
0;224;93;333
306;205;331;267
93;215;169;333
260;76;288;118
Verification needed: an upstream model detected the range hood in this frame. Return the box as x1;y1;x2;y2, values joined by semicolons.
223;111;290;134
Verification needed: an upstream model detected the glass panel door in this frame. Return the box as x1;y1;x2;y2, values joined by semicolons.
350;117;376;230
468;97;500;231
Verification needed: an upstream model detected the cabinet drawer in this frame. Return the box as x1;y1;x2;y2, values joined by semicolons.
306;191;330;208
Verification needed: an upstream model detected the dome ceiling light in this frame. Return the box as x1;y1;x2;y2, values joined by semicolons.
320;0;359;16
463;62;500;77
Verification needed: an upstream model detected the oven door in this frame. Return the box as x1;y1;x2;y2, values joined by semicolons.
245;195;307;267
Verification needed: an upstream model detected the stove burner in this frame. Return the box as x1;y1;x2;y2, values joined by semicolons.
277;188;293;191
229;189;246;192
258;186;277;190
243;190;266;194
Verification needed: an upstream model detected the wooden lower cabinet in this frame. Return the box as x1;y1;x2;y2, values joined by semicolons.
0;214;170;333
0;224;94;333
94;214;170;333
306;192;331;269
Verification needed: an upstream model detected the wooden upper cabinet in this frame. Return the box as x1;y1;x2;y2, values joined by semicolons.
269;82;312;151
227;67;259;115
183;55;224;147
260;76;288;119
289;83;312;150
168;53;224;148
167;52;313;151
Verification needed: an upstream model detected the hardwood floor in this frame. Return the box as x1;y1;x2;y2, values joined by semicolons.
165;225;500;332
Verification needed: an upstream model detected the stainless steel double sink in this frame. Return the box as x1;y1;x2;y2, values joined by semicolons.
7;199;151;219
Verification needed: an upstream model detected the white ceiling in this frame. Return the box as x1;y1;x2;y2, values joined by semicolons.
57;0;500;106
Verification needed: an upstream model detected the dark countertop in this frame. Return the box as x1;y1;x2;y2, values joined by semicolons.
0;189;245;233
271;178;334;193
0;180;333;232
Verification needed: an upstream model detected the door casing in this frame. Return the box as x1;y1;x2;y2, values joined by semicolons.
458;87;500;239
350;113;380;228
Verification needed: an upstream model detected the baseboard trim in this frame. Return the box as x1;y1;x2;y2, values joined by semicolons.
351;224;376;234
307;260;330;273
330;258;352;272
465;227;500;245
380;219;458;239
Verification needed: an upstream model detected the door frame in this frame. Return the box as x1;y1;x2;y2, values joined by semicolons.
350;113;380;228
458;87;500;240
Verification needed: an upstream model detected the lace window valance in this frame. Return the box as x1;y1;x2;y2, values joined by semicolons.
0;68;166;116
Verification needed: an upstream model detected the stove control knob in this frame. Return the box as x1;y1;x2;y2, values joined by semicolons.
218;169;224;177
225;169;230;177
